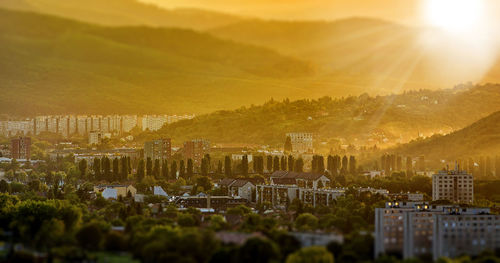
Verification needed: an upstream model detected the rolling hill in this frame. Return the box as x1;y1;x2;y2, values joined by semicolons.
0;9;316;115
209;18;500;90
0;0;242;30
391;109;500;160
3;0;500;95
148;84;500;151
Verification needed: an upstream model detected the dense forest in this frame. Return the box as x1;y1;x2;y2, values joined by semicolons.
392;110;500;160
148;84;500;149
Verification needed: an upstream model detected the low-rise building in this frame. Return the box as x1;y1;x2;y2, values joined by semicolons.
219;179;256;202
270;171;330;189
94;184;137;199
176;194;247;212
256;184;344;208
290;232;344;247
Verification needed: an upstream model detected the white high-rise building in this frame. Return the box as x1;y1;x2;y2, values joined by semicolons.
286;132;313;153
141;115;168;131
88;130;103;145
432;169;473;204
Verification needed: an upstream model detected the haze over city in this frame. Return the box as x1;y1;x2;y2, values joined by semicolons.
1;1;500;262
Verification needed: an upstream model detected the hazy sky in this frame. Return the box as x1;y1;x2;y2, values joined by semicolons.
140;0;425;24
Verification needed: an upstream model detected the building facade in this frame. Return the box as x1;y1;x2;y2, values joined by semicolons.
286;133;313;153
11;137;31;160
144;138;172;161
432;170;473;204
375;202;499;260
183;139;210;166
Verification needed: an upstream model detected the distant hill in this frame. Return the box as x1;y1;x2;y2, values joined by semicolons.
392;109;500;160
210;18;500;90
150;84;500;150
0;9;314;115
3;0;500;94
0;0;242;30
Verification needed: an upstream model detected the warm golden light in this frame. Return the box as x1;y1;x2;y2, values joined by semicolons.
423;0;486;35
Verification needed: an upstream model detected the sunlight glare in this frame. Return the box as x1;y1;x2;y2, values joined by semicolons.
423;0;485;35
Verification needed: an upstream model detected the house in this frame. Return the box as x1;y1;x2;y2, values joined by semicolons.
270;171;330;189
154;186;168;197
176;195;247;212
94;184;137;199
218;178;256;202
102;188;118;199
290;232;344;247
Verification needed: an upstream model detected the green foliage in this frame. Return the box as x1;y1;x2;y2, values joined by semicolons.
0;8;313;115
294;213;319;231
286;246;334;263
238;237;280;263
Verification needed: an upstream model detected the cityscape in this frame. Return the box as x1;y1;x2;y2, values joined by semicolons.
1;0;500;263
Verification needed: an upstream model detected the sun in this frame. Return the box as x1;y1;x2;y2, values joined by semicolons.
423;0;486;35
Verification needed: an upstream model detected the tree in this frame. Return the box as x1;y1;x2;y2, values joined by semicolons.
273;156;280;172
112;158;119;181
284;136;293;152
187;159;194;178
195;176;212;192
137;159;145;181
146;157;153;176
179;160;186;178
341;156;348;173
153;159;160;179
201;158;208;176
162;160;169;179
294;158;304;172
224;156;232;177
286;247;334;263
171;161;177;179
349;156;356;175
216;160;222;175
406;156;413;177
238;238;280;263
103;157;111;181
0;179;9;193
121;157;128;181
267;156;273;172
242;155;249;177
288;155;295;171
78;159;87;179
93;158;101;180
281;156;287;171
294;213;318;231
76;221;105;250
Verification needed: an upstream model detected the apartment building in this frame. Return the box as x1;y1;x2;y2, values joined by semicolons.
11;137;31;160
375;202;499;260
432;169;474;204
286;133;313;153
144;138;171;161
183;139;210;166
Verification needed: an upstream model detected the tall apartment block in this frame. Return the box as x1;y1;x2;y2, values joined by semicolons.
183;139;210;166
11;137;31;160
144;138;172;161
432;169;473;204
286;133;313;153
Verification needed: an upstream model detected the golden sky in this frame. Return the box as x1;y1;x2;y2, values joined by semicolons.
140;0;424;24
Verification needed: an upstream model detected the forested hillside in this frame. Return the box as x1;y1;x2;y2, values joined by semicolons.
152;84;500;149
0;0;241;30
0;9;314;115
392;110;500;160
